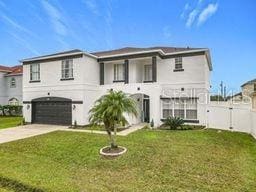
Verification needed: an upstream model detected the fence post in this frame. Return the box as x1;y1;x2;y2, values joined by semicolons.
229;107;233;130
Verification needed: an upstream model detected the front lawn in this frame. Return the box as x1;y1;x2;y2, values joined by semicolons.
0;116;23;129
70;124;127;132
0;129;255;191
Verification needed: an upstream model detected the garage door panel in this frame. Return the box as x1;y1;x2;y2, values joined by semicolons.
32;101;72;125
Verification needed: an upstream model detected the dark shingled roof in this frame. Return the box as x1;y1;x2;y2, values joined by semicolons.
22;49;83;61
91;46;203;57
241;79;256;87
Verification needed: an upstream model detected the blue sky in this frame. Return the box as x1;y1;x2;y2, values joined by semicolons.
0;0;255;93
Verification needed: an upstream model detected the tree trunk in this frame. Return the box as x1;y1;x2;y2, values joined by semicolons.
106;127;117;149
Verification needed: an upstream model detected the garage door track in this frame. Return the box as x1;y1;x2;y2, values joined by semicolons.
0;124;67;144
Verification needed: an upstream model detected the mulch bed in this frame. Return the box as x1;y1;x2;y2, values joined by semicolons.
102;146;125;154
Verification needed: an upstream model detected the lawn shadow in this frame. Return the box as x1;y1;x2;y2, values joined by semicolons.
0;176;47;192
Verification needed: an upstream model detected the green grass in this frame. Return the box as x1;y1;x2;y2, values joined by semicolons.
0;116;23;129
0;129;255;191
71;124;127;132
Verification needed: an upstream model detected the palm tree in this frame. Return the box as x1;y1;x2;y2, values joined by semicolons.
89;90;138;149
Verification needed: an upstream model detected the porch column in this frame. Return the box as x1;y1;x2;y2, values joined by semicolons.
124;59;129;84
152;56;157;82
100;62;104;85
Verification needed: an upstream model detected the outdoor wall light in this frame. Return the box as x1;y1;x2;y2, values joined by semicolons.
27;105;30;110
73;105;76;110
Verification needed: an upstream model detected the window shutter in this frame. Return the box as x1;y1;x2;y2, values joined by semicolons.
124;60;129;84
100;62;104;85
152;56;157;82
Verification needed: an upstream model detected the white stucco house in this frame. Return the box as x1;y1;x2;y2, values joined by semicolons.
21;47;212;126
0;65;23;106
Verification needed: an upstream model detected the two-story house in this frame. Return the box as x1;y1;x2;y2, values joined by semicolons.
0;65;23;106
229;79;256;109
21;47;212;126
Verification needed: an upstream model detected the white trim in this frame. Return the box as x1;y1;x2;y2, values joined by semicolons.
0;69;11;73
164;49;209;56
4;73;22;77
99;49;165;59
21;52;98;63
98;49;208;59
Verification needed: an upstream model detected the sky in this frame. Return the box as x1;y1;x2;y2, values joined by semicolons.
0;0;255;94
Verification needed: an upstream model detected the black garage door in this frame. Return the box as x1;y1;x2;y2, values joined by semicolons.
32;97;72;125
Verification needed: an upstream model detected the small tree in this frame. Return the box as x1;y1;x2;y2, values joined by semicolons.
89;90;138;149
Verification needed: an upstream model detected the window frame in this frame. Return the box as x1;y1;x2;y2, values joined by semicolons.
8;98;19;106
162;98;198;120
174;57;184;72
113;63;125;82
10;77;16;88
61;59;74;80
144;64;153;82
30;63;40;82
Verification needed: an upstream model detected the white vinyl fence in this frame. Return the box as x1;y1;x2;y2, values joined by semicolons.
207;102;256;139
251;110;256;138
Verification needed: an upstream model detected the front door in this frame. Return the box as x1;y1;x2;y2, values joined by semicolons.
143;99;150;123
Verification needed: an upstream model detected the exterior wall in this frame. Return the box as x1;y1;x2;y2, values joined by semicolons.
0;72;6;104
252;95;256;109
242;84;255;97
22;52;211;127
0;72;22;105
23;55;101;125
5;75;23;104
100;83;162;125
157;55;208;86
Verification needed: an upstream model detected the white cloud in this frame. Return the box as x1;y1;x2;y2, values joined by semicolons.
180;3;190;19
0;13;37;37
198;3;218;25
83;0;99;16
41;0;67;36
186;9;198;28
9;32;40;55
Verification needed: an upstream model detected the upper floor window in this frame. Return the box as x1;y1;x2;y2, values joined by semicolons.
10;77;16;88
114;64;124;81
254;83;256;92
175;57;183;70
61;59;73;79
144;64;152;82
30;64;40;81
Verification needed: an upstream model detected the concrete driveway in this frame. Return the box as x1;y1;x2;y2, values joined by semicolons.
0;124;67;144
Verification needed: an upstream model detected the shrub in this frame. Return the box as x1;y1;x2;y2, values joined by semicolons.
0;105;22;116
150;119;154;128
181;125;205;130
161;117;184;130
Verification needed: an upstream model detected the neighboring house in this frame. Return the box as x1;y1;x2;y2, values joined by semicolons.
21;47;212;126
228;78;256;109
0;65;23;105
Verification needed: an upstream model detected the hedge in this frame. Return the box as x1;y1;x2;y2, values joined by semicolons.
0;105;23;116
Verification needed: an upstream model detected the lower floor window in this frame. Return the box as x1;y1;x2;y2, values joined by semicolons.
162;98;197;120
8;98;19;106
